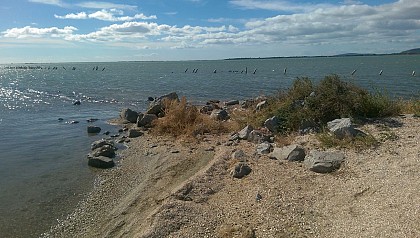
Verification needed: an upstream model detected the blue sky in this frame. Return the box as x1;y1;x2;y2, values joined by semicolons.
0;0;419;63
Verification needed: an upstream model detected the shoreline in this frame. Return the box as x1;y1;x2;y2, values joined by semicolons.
42;112;420;237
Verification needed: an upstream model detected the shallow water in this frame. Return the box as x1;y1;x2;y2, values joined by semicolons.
0;55;419;237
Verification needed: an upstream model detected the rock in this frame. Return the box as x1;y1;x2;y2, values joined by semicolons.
231;163;252;178
146;92;179;116
86;118;99;123
91;139;114;150
304;150;345;173
256;142;272;155
231;150;247;162
327;118;365;139
88;156;115;169
73;100;81;105
270;144;305;162
210;109;230;121
137;113;158;127
225;100;239;106
256;100;267;111
89;145;115;158
240;99;254;108
264;116;280;133
238;125;253;140
120;108;138;123
87;125;101;134
200;104;215;114
148;96;155;101
67;120;79;124
247;130;272;143
128;129;143;138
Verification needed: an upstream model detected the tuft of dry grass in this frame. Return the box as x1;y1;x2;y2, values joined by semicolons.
152;96;234;138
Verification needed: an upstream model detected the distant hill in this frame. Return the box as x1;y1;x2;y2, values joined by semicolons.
225;48;420;60
399;48;420;55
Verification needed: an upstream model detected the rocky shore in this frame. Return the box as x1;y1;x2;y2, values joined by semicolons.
42;93;419;238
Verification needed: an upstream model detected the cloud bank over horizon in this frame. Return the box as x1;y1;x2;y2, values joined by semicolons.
1;0;419;62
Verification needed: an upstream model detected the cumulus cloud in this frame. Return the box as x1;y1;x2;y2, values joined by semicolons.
54;9;156;21
2;26;77;39
5;0;420;51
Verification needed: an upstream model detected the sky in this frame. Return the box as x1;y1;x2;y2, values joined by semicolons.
0;0;419;63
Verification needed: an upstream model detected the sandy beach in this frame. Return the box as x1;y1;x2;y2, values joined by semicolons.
43;114;420;238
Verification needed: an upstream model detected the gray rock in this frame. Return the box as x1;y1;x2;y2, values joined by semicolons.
120;108;138;123
256;100;267;111
238;125;254;140
146;92;179;116
264;116;280;133
87;125;101;134
247;130;272;144
231;149;247;162
137;114;158;127
231;163;252;178
256;142;272;155
89;145;115;158
327;118;359;139
225;100;239;106
210;109;230;121
270;144;305;162
304;150;345;173
91;139;114;150
128;129;143;138
88;156;115;169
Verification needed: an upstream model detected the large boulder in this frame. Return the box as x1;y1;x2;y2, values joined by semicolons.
327;118;359;139
210;109;230;121
304;150;345;173
137;113;158;127
146;92;179;116
89;145;115;158
264;116;280;133
225;100;239;106
238;125;254;140
256;142;272;155
120;108;139;123
88;156;115;169
247;130;272;144
128;129;143;138
91;139;114;150
270;144;305;162
231;163;252;178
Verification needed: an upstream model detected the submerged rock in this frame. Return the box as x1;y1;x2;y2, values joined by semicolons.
87;125;101;134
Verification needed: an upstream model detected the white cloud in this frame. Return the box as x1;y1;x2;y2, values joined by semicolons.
6;0;420;53
2;26;77;39
229;0;334;12
75;1;137;10
28;0;66;7
54;9;157;21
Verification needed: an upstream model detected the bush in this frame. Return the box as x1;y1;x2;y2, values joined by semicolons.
273;75;402;133
152;96;232;138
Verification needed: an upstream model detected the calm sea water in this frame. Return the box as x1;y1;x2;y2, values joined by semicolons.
0;55;419;237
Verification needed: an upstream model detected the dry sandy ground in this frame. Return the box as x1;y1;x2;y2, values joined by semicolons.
43;115;419;238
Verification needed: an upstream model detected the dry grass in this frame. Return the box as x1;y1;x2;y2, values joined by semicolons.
152;96;234;138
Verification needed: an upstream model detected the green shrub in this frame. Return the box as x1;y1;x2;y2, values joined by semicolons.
272;75;402;134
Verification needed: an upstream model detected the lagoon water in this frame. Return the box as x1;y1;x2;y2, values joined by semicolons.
0;55;419;237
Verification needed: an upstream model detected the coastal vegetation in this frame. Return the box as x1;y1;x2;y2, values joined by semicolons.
151;74;419;149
